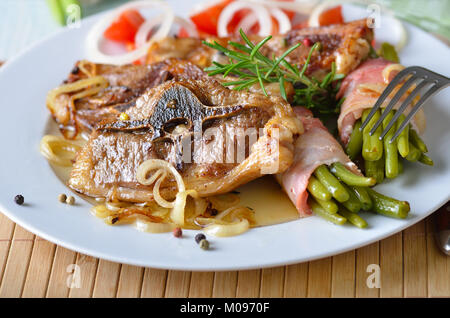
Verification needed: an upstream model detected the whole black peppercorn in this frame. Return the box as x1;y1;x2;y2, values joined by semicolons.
195;233;206;244
14;195;24;205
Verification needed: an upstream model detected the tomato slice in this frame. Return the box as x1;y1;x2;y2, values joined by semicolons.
248;16;280;35
190;0;297;36
104;9;145;43
318;5;344;26
177;27;190;38
190;0;234;35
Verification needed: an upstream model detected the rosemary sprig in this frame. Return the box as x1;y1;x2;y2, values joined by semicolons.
202;29;345;117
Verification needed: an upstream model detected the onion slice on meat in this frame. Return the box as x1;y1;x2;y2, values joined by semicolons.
137;159;201;226
86;0;174;65
217;0;273;37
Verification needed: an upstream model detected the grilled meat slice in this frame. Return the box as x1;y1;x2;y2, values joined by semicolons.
49;59;204;137
48;20;372;138
69;77;303;202
146;19;373;76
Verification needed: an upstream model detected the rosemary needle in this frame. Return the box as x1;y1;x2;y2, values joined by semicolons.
202;29;345;117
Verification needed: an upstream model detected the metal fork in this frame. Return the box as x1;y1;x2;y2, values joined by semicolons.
360;66;450;142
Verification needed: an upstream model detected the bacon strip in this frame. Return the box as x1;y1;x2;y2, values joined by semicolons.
278;107;359;216
337;58;426;145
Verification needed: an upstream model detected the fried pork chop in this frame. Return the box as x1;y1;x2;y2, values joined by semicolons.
49;20;372;138
146;19;373;76
68;76;303;202
48;59;205;137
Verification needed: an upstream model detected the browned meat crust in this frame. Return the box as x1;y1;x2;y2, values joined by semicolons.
49;59;205;137
49;20;372;139
146;19;373;76
68;76;303;202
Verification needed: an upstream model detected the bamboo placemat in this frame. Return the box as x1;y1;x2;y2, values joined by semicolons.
0;211;448;298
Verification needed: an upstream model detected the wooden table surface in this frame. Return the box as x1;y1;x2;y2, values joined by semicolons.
0;211;448;298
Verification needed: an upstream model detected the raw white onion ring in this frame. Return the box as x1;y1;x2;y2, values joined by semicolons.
270;7;292;34
249;0;319;15
135;15;199;48
237;8;291;34
307;0;407;51
308;0;349;27
217;1;273;37
236;13;258;34
190;0;228;16
173;16;199;38
85;0;174;65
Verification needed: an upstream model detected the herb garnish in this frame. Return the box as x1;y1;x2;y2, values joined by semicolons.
202;29;345;117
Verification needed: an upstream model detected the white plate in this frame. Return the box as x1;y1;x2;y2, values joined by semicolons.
0;1;449;271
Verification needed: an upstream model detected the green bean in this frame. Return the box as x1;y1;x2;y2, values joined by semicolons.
398;158;404;174
309;198;347;225
46;0;65;25
396;115;409;157
405;142;421;162
307;175;332;201
378;42;400;63
409;129;428;153
315;198;339;214
350;186;373;211
366;188;410;219
362;109;383;161
330;162;376;187
346;120;363;160
383;110;399;179
364;157;384;184
418;153;434;166
340;184;362;213
338;206;368;229
314;165;350;203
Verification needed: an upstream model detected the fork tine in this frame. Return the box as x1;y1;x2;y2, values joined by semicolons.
390;83;441;143
379;79;429;140
360;67;414;131
369;75;418;136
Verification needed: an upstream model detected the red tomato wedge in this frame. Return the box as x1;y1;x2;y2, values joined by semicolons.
190;0;297;36
190;0;233;35
318;5;344;26
104;9;145;43
178;27;190;38
248;16;280;35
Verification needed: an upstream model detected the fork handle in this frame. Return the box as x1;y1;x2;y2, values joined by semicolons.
433;201;450;256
